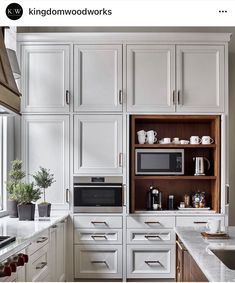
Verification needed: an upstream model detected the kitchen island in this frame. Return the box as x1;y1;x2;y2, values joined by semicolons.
175;226;235;282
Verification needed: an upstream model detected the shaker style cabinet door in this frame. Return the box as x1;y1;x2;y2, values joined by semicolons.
73;115;122;174
22;115;70;209
176;45;225;113
20;44;70;113
74;45;122;112
127;45;175;113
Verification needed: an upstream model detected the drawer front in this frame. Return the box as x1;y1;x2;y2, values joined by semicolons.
127;245;175;279
127;216;175;229
27;230;49;255
27;244;49;282
74;229;122;244
74;215;122;229
127;229;175;244
176;216;225;227
74;245;122;279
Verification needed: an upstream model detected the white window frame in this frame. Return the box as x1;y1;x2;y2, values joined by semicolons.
0;117;8;217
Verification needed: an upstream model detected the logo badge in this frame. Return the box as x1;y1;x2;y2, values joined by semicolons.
6;3;23;20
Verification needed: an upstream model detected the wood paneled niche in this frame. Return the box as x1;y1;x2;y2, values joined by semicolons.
130;115;220;213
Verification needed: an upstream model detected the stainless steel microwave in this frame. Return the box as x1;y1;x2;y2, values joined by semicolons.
135;149;184;175
73;176;123;213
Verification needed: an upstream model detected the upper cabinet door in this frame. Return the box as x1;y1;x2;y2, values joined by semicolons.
74;115;122;175
74;45;122;112
22;115;70;210
127;45;175;113
21;45;70;113
176;45;225;113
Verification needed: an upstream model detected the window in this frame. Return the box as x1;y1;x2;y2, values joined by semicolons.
0;116;7;212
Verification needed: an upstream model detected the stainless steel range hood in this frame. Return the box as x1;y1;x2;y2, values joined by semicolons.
0;28;21;115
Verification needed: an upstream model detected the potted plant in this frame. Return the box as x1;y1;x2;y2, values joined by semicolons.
32;167;55;217
6;160;26;218
12;182;41;220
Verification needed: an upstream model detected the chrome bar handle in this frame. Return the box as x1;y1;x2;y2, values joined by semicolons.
177;90;180;105
119;90;123;104
122;184;126;207
173;90;176;105
193;221;208;224
36;237;48;243
118;153;123;167
144;235;161;240
226;184;229;205
91;221;107;226
91;235;107;240
66;90;70;105
144;221;160;225
91;260;109;268
66;188;70;203
145;260;163;266
36;262;47;270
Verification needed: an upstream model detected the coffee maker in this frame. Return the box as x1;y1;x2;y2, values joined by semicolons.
147;186;162;210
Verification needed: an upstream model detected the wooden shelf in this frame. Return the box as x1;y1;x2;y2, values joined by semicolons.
134;175;217;180
134;144;216;148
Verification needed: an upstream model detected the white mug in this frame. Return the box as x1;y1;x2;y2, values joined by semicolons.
137;130;146;136
180;140;189;144
146;130;157;137
172;137;180;144
147;135;157;144
201;136;214;144
190;136;201;144
138;135;146;144
161;137;171;144
207;219;221;233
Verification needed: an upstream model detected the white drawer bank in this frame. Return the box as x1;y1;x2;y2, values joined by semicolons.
73;215;123;279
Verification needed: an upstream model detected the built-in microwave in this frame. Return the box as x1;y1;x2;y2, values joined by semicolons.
73;177;123;213
136;149;184;175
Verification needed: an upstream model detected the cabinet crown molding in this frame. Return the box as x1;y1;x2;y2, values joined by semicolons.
17;32;232;43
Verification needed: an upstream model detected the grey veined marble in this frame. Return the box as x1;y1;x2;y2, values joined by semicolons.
175;226;235;282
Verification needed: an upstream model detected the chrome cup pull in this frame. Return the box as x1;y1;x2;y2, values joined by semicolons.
145;260;163;267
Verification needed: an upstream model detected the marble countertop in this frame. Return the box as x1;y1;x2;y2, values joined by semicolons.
0;211;69;262
175;226;235;282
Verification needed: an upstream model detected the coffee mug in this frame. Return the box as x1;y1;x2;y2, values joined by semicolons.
146;130;157;137
206;219;221;233
138;135;147;144
180;140;189;144
172;137;180;144
147;135;157;144
190;136;201;144
201;136;214;144
137;130;146;136
161;137;171;144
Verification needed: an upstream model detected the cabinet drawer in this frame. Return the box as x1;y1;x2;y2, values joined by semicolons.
127;216;175;229
127;245;175;279
176;216;225;227
74;245;122;279
127;229;175;244
74;229;122;244
27;230;49;256
27;244;49;282
73;215;122;229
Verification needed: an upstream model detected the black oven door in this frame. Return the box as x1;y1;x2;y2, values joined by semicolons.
74;184;123;213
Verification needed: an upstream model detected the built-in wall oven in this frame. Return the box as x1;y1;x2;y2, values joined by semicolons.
73;177;123;213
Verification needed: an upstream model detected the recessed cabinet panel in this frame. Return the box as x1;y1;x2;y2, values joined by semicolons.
22;115;69;209
74;45;122;112
21;45;70;112
176;45;225;113
74;115;122;174
127;45;175;112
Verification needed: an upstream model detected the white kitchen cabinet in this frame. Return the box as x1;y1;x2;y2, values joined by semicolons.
176;45;225;113
49;221;66;282
74;245;122;279
127;45;175;113
22;115;70;209
175;215;225;227
127;245;175;279
74;45;122;112
127;44;225;113
20;44;70;113
73;115;122;175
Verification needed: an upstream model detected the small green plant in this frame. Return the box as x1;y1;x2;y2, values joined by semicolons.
6;160;26;199
32;167;55;203
11;182;41;204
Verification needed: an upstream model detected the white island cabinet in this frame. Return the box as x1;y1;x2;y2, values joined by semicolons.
22;115;70;210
